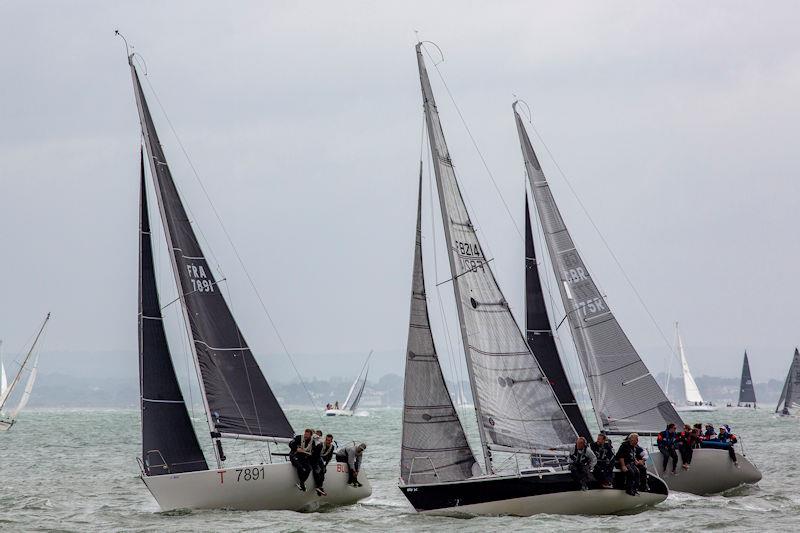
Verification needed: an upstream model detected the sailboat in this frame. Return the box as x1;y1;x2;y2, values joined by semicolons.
514;103;761;495
0;314;49;431
126;51;371;511
775;348;800;416
325;353;370;417
397;43;667;517
737;351;757;408
671;323;715;412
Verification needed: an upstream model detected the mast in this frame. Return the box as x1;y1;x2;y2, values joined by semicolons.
417;46;576;468
127;55;221;466
514;103;682;435
127;55;293;467
416;44;491;469
0;313;49;414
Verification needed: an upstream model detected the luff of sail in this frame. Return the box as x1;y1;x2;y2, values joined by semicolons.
514;105;682;434
417;45;576;457
401;173;477;484
677;325;703;405
128;58;293;440
525;196;592;440
139;149;208;475
776;348;800;414
738;351;756;406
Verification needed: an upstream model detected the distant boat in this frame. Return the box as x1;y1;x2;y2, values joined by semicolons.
776;348;800;416
0;313;50;431
672;323;715;412
124;44;370;511
737;351;757;408
326;352;371;416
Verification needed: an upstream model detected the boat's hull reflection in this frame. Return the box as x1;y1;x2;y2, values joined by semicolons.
399;470;667;516
142;461;371;512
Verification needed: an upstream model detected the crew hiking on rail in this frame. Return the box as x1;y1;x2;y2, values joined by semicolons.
289;428;367;494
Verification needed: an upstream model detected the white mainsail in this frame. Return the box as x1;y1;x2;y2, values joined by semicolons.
676;324;704;405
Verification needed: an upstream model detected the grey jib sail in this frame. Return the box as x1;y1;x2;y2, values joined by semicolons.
129;58;293;440
400;175;477;484
514;105;682;435
525;196;592;441
738;351;756;406
417;45;576;455
139;149;208;475
776;348;800;414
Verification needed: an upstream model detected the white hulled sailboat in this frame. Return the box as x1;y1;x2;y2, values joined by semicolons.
776;348;800;417
514;103;760;495
0;314;49;431
671;323;715;412
125;49;370;511
325;353;370;417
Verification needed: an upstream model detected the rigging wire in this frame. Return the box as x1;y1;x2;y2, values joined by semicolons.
139;70;324;422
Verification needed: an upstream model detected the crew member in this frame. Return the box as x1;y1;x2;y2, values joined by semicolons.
311;433;336;496
590;433;615;488
336;442;367;487
616;433;648;496
289;428;314;492
568;437;597;491
657;423;679;475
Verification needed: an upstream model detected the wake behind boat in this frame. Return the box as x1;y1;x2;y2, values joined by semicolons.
125;46;370;512
0;314;49;432
397;44;666;517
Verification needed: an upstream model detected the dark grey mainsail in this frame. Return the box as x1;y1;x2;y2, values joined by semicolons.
737;351;756;407
776;348;800;414
417;45;576;467
128;57;293;443
139;149;208;475
401;175;478;485
514;104;682;435
525;196;592;441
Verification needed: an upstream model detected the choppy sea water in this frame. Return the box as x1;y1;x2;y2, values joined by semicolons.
0;407;796;532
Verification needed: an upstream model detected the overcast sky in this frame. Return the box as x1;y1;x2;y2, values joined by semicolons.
2;2;800;389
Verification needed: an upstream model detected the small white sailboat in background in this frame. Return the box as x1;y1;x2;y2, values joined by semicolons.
325;352;371;417
0;313;50;431
776;348;800;417
670;323;715;413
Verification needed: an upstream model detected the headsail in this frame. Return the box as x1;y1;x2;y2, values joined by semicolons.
400;173;477;484
738;351;756;406
0;313;50;417
776;348;800;414
676;325;703;405
525;196;592;440
514;104;682;434
139;150;208;475
8;353;37;418
128;57;293;441
418;45;576;463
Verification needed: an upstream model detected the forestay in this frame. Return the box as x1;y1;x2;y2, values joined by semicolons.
776;348;800;414
738;351;756;406
417;45;576;456
525;197;592;441
139;154;208;475
400;175;478;485
129;58;293;440
514;105;682;434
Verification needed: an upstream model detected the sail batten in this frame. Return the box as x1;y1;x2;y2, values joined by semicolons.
129;58;293;441
417;46;576;464
515;105;682;434
401;172;478;485
738;351;756;406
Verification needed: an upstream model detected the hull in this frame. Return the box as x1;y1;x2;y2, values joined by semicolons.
0;419;13;431
142;461;371;511
324;409;353;417
675;405;716;412
399;470;667;516
648;448;761;494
